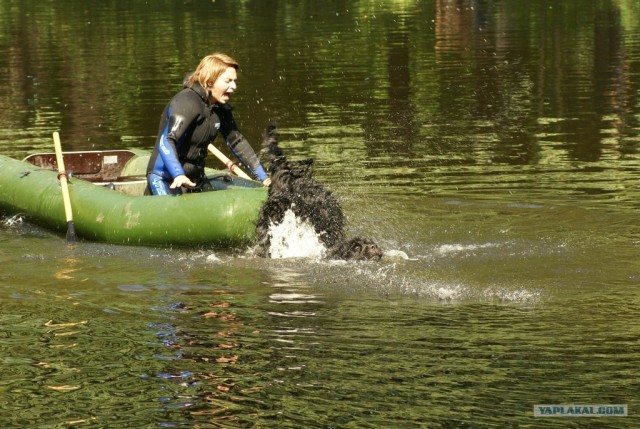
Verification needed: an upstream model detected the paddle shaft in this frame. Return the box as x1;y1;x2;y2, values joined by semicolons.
53;132;77;242
207;144;252;180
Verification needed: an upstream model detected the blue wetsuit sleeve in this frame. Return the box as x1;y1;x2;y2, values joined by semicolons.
157;105;186;178
217;106;268;181
226;131;268;181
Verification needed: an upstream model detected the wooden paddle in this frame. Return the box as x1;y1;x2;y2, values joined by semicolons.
53;132;77;242
207;143;252;180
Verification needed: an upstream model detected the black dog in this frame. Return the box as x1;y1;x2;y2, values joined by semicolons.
255;124;382;261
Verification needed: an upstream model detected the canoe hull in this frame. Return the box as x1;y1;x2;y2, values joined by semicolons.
0;153;268;247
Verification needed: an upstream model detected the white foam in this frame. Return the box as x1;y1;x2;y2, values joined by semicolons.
435;243;499;254
2;214;25;227
206;253;221;263
268;210;327;259
384;249;413;260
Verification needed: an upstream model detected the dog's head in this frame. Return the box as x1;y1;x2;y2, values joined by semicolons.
333;237;383;261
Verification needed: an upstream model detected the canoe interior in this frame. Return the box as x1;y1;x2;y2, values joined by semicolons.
23;150;262;196
24;150;140;182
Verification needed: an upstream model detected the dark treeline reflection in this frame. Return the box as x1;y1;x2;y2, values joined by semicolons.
0;0;638;167
429;0;639;165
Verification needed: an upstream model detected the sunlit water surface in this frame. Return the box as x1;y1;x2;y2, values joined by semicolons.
2;0;640;427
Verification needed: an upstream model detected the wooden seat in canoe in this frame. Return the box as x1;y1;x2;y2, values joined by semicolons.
23;150;143;182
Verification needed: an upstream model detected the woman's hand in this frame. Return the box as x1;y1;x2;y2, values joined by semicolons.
170;175;196;189
262;177;271;187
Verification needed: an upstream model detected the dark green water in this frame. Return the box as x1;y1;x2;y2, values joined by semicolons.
2;0;640;427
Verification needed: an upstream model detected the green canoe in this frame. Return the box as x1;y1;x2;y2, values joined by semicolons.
0;149;267;247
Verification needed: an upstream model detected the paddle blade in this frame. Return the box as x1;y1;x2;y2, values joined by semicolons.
66;220;77;242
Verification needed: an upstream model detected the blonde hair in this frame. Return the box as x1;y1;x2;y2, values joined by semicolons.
186;53;239;89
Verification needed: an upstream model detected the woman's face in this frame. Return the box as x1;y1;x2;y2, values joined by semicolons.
209;67;237;104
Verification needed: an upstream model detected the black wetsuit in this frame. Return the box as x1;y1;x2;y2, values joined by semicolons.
146;81;267;195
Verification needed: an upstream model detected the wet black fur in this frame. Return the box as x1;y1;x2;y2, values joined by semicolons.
255;124;383;261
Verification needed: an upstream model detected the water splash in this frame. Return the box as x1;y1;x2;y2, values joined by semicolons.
435;242;502;255
267;210;327;259
2;214;25;227
384;249;412;260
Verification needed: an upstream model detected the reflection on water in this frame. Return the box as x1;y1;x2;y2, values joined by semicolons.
2;212;640;427
2;0;640;427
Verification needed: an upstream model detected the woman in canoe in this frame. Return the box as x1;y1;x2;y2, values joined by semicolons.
146;53;271;195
